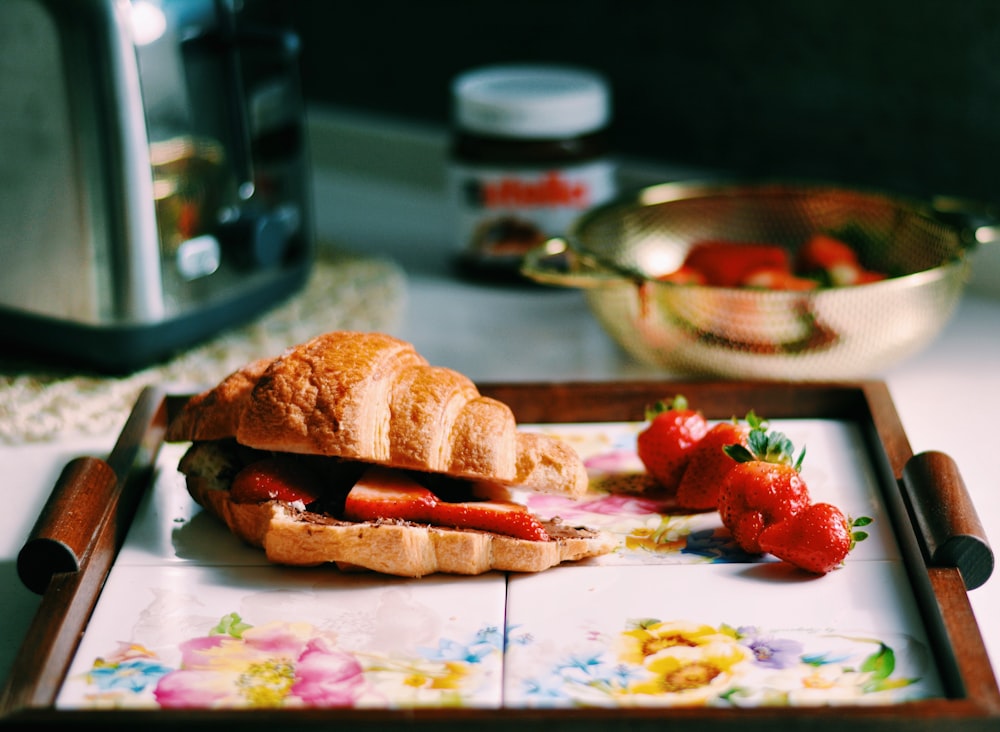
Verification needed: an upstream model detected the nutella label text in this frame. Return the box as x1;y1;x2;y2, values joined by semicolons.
462;170;591;209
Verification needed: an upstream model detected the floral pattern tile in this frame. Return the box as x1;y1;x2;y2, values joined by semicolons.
56;565;507;710
503;561;942;707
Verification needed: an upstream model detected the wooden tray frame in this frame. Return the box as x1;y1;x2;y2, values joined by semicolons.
1;380;998;730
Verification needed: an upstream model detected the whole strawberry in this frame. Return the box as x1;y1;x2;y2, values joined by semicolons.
718;462;810;553
758;503;871;574
675;415;754;511
716;424;809;553
636;395;709;492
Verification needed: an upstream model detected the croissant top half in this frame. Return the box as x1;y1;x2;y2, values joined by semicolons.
166;331;589;498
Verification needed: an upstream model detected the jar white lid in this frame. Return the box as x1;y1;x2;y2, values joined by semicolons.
452;65;611;139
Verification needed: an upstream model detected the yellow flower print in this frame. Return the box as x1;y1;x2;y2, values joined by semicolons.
236;659;296;707
624;516;691;553
620;621;736;665
617;621;750;705
802;669;838;690
628;643;749;704
402;661;469;691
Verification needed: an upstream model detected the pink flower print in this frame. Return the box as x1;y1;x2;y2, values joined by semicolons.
585;450;641;474
155;668;238;708
291;637;365;706
527;492;664;521
153;621;366;709
578;494;667;517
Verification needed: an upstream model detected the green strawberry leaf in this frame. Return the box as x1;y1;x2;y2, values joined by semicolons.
742;426;804;468
744;410;767;431
792;445;806;471
848;516;874;550
645;394;689;421
723;443;756;463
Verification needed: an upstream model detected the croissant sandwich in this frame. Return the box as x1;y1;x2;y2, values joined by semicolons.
166;331;615;577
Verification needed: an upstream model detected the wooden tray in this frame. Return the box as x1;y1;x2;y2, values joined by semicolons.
1;380;998;730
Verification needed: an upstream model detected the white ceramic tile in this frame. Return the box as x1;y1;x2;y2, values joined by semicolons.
57;564;507;710
779;418;892;521
521;419;901;565
503;561;944;708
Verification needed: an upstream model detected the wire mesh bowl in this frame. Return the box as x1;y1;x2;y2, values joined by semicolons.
522;181;972;380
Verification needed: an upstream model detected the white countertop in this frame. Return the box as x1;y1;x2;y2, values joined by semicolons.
3;107;1000;701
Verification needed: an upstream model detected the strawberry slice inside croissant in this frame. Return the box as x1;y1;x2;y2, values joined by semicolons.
224;449;550;542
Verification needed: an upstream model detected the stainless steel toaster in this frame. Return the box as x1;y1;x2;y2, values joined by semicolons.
0;0;313;372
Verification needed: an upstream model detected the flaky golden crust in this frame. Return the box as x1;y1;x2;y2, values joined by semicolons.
181;442;615;577
167;331;588;498
237;332;427;459
165;357;271;442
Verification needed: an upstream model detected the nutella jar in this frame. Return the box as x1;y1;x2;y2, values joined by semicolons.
449;65;616;279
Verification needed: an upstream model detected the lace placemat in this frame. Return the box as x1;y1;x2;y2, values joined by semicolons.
0;249;407;444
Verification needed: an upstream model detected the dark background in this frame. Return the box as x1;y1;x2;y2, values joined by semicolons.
278;0;1000;205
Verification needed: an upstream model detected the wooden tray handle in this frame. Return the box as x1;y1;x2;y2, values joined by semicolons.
901;450;994;591
16;457;120;595
15;385;166;597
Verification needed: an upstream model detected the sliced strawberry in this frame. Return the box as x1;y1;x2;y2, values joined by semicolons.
343;468;550;541
797;234;888;286
682;241;791;288
342;470;439;521
740;267;820;291
434;500;550;542
657;265;707;285
636;395;709;492
675;419;750;511
827;262;888;286
797;233;858;271
758;502;859;574
230;457;326;506
854;268;888;284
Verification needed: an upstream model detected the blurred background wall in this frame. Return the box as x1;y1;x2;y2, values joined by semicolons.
281;0;1000;207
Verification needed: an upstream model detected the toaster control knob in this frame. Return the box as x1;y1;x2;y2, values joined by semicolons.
249;213;289;268
219;206;300;269
176;235;222;281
